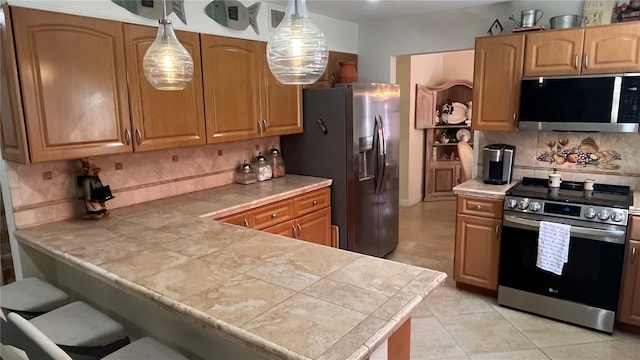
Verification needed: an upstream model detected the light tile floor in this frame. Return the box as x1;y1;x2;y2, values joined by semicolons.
386;200;640;360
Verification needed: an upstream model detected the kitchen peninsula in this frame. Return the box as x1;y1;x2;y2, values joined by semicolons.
14;175;446;360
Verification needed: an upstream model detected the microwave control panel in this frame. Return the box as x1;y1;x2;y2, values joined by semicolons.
619;76;639;123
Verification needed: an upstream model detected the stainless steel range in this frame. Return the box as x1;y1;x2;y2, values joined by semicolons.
499;177;633;333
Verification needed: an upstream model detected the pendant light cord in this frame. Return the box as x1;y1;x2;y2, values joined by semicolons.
162;0;168;21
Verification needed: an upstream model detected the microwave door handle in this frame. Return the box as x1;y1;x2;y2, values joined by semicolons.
503;215;626;244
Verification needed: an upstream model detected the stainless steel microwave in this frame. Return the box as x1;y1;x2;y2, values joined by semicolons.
518;74;640;132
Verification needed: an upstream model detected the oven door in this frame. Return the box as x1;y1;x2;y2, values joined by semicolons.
500;213;626;312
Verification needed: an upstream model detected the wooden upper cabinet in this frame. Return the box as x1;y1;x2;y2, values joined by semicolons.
123;23;206;152
12;7;131;162
201;35;261;143
257;43;302;137
583;22;640;74
0;5;28;163
524;29;584;76
472;34;524;132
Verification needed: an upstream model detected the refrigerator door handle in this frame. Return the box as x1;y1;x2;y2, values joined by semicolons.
375;115;387;194
372;115;381;192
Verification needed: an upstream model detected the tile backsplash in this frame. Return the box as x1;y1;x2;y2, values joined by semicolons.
7;137;279;228
477;130;640;189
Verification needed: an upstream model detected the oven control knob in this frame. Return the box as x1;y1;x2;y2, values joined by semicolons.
506;199;518;209
597;209;611;221
518;200;529;210
584;208;597;219
611;211;625;223
529;202;541;212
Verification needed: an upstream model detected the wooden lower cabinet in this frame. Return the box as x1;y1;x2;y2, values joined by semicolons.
454;195;502;291
217;188;332;247
619;239;640;326
430;165;461;197
296;207;331;247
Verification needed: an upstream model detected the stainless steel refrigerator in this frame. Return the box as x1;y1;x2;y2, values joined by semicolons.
281;83;400;257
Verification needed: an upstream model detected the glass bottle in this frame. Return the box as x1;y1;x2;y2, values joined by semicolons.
267;146;286;178
252;153;273;182
233;161;257;185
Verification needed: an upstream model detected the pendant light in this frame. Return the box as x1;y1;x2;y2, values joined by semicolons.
266;0;328;85
143;0;193;90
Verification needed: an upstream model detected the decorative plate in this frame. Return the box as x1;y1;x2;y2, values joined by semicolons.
456;129;471;143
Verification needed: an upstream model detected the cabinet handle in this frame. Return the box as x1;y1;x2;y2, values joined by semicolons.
312;200;318;205
495;225;500;239
475;204;482;210
632;247;637;264
135;129;142;145
584;54;589;69
513;113;516;122
124;129;131;145
262;119;268;131
292;224;298;238
243;219;249;227
271;213;277;218
297;224;302;236
257;120;263;136
574;54;579;69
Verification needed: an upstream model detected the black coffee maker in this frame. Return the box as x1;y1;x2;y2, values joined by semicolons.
482;144;516;185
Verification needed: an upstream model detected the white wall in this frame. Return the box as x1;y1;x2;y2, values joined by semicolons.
7;0;359;53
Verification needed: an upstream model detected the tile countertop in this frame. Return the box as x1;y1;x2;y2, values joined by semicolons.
452;177;519;199
14;175;447;360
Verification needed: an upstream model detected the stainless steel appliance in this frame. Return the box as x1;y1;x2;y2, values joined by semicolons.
281;83;400;257
519;74;640;133
499;177;633;333
482;144;515;185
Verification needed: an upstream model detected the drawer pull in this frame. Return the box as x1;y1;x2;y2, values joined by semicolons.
312;200;318;205
475;205;482;210
242;219;249;227
271;213;277;218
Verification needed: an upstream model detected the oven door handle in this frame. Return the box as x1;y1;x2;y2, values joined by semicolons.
503;215;626;245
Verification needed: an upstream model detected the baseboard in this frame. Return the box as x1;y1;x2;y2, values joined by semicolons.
399;198;421;207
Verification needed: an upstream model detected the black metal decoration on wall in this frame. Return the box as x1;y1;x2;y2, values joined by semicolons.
112;0;187;24
487;19;504;35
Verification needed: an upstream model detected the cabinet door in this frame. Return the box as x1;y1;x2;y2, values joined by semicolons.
0;6;28;163
263;219;296;238
472;35;524;132
619;239;640;326
217;212;250;228
415;85;437;129
583;23;640;74
295;207;331;247
431;165;456;196
12;7;131;162
123;23;206;152
201;35;261;143
454;214;501;290
524;29;584;76
258;43;303;137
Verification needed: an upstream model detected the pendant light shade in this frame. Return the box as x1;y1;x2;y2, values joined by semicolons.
266;0;328;85
143;10;193;90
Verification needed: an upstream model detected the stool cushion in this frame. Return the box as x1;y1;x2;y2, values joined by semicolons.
30;301;126;347
0;278;69;313
102;337;188;360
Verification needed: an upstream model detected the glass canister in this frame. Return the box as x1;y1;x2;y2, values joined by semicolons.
234;161;257;185
267;146;286;178
252;153;272;182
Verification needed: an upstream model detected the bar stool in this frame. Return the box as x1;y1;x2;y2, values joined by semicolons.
28;301;130;358
1;277;70;350
8;312;188;360
1;277;69;318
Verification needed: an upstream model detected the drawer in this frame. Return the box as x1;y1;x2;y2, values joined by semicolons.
217;212;250;228
457;196;503;219
294;188;330;217
248;199;295;230
630;216;640;240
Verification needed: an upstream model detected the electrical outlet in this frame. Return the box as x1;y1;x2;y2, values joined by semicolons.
255;144;260;151
42;171;52;180
115;162;123;170
172;155;179;162
217;149;223;156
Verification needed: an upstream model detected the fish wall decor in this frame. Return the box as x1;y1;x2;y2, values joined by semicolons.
112;0;187;24
205;0;260;35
